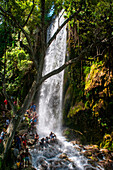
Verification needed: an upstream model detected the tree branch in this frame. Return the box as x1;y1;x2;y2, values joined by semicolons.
37;41;95;89
47;7;81;49
18;48;85;116
39;57;79;86
22;0;35;27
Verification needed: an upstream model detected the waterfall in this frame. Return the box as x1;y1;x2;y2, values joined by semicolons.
31;11;104;170
37;11;67;137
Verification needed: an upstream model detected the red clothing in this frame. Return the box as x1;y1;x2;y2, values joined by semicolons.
14;101;17;105
23;140;27;147
4;99;8;105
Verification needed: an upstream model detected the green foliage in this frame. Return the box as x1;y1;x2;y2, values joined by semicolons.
1;46;33;100
68;101;85;118
64;130;70;135
18;60;32;71
85;101;90;109
0;23;12;58
85;61;104;91
0;0;113;147
100;133;113;151
63;0;113;144
84;66;91;75
0;0;66;106
0;22;13;94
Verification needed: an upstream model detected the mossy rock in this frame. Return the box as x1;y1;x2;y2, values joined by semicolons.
63;128;87;144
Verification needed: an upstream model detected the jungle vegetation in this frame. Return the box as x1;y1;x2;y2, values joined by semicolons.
0;0;113;164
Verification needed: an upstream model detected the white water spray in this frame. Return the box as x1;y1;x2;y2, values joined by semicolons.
37;11;67;137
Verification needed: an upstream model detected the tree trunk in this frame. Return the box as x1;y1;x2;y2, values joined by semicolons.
3;79;37;157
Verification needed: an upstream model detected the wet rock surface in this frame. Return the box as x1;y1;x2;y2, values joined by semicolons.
73;142;113;170
9;120;113;170
30;137;106;170
9;123;113;170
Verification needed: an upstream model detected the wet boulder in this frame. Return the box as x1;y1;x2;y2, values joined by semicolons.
59;153;68;159
73;144;82;152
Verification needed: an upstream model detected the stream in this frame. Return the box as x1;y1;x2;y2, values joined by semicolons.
30;133;104;170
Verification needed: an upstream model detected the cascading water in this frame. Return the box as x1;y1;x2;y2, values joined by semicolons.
37;11;66;137
31;11;104;170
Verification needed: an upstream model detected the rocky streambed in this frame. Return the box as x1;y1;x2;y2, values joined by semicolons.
30;135;112;170
71;141;113;170
10;123;113;170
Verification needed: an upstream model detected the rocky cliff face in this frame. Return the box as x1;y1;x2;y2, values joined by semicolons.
62;43;113;147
